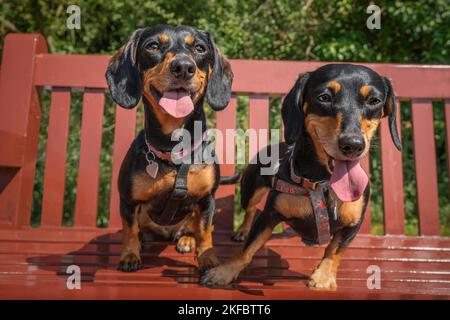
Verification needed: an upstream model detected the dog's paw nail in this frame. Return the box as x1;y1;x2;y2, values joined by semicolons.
231;231;247;242
118;253;141;272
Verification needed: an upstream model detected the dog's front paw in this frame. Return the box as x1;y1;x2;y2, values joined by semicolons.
197;249;220;275
118;253;141;272
200;265;236;287
307;267;337;290
176;235;195;253
231;227;249;242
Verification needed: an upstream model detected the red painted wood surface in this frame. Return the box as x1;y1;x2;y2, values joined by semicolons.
0;34;47;229
248;95;270;161
41;88;71;227
380;101;405;234
1;34;450;299
74;89;105;227
215;97;237;231
34;55;450;99
445;99;450;193
411;99;440;236
0;231;449;299
108;106;137;228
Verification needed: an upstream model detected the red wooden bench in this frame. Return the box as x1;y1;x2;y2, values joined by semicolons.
0;34;449;299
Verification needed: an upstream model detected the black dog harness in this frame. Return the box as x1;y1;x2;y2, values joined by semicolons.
272;150;337;245
143;131;210;226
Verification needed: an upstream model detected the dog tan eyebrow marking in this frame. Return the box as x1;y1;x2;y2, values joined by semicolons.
185;35;195;45
360;85;372;97
328;81;341;93
159;34;169;42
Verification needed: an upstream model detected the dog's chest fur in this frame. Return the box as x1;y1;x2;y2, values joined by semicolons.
274;191;364;241
131;163;216;202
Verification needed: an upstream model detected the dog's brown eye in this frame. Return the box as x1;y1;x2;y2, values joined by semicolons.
368;97;381;105
146;42;159;51
317;94;331;103
195;44;206;53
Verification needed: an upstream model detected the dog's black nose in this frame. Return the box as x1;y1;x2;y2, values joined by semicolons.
170;57;195;80
338;135;365;157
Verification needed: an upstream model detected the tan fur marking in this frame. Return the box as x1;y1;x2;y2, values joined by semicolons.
132;164;215;201
275;193;312;219
328;81;341;93
120;207;141;261
305;113;342;168
159;34;169;42
308;232;344;290
185;35;195;45
187;165;216;198
361;118;380;143
360;85;372;97
338;196;364;226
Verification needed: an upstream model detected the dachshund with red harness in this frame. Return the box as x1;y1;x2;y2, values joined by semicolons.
201;64;402;289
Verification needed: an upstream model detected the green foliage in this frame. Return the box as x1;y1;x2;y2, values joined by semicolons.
1;0;449;233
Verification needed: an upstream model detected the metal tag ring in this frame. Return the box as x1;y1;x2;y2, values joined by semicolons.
145;151;156;163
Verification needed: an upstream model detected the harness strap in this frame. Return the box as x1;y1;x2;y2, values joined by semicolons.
272;175;332;245
309;188;331;244
272;177;309;196
158;163;190;225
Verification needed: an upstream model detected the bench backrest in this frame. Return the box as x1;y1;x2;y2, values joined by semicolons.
1;34;449;235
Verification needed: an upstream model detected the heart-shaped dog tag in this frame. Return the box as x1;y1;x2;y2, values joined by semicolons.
146;161;159;178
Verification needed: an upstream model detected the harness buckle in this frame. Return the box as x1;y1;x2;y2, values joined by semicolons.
171;185;188;200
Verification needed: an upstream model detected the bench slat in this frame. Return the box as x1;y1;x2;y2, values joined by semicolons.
108;106;137;228
215;97;237;231
248;95;270;161
74;89;104;227
34;55;450;99
380;104;405;234
411;99;440;235
445;99;450;192
41;88;71;227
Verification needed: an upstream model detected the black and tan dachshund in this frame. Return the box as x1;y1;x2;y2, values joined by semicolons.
201;64;402;290
105;25;233;274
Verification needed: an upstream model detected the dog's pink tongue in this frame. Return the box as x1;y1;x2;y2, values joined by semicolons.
330;160;368;202
158;90;194;118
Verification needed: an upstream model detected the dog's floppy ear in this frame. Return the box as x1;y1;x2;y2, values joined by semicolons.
282;73;310;145
205;32;234;111
382;77;402;151
105;29;144;109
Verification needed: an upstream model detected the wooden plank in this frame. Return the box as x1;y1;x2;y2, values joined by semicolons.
380;102;405;234
0;34;48;229
108;106;136;228
34;54;450;98
0;131;27;167
411;99;440;235
445;99;450;195
74;89;105;227
215;96;237;231
248;95;270;161
40;88;71;227
359;155;371;234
